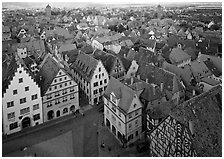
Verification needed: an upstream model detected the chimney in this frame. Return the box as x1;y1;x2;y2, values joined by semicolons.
151;84;156;95
137;75;140;80
160;82;164;92
146;78;148;83
192;89;196;96
152;86;156;95
131;77;133;85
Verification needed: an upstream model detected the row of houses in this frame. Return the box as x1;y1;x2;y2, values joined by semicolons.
2;53;79;135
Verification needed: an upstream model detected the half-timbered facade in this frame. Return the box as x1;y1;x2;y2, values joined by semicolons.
149;116;196;157
148;85;222;157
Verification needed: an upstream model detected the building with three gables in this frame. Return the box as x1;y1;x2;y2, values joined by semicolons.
2;58;43;135
36;54;79;122
71;51;109;105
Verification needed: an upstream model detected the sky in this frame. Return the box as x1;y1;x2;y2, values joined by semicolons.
2;0;222;9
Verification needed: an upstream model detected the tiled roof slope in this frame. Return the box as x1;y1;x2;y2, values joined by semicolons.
2;58;18;96
71;51;98;82
136;63;184;93
36;54;61;96
104;77;139;114
170;85;222;157
92;49;116;74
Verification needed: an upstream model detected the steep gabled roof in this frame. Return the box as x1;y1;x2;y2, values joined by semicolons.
119;57;132;73
203;59;221;77
71;51;99;82
36;54;61;96
92;49;117;74
104;77;140;114
169;48;191;64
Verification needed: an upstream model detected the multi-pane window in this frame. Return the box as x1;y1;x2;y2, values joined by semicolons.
55;92;60;97
20;98;26;104
99;67;101;72
33;104;39;110
100;81;103;85
20;107;30;115
62;89;67;95
8;112;15;120
19;78;23;83
65;82;67;86
47;101;52;107
94;82;98;87
31;94;38;100
54;85;57;89
62;96;68;102
102;73;104;76
25;86;29;91
70;94;75;99
33;114;40;121
47;94;52;99
99;87;103;93
7;101;14;108
129;113;132;119
99;74;101;79
70;87;74;92
55;99;60;105
9;122;18;130
104;79;107;84
13;90;17;95
93;90;98;95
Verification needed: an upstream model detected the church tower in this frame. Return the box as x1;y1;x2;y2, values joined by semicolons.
45;4;51;17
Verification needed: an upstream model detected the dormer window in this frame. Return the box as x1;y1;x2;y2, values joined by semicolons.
111;93;117;105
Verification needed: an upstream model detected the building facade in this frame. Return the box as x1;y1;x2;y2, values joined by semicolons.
37;54;79;122
104;77;143;146
2;61;43;135
72;52;109;105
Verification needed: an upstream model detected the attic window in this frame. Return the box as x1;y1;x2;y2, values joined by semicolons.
19;70;22;74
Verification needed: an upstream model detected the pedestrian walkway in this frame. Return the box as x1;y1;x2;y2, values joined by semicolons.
3;104;93;143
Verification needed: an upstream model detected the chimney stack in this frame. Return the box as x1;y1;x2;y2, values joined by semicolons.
131;77;133;85
192;89;196;96
137;75;140;80
160;82;164;92
151;84;156;95
146;78;148;83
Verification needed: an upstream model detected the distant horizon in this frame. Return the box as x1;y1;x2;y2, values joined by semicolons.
2;1;222;9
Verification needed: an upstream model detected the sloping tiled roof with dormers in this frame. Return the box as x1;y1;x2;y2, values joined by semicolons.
71;51;99;82
136;63;184;93
104;77;140;114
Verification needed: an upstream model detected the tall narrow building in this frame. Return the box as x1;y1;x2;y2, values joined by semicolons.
45;4;51;17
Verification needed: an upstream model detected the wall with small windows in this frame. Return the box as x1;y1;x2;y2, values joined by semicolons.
103;94;142;145
42;69;79;122
2;64;43;135
90;61;109;105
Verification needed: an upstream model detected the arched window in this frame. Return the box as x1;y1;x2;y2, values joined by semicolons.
63;108;68;114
